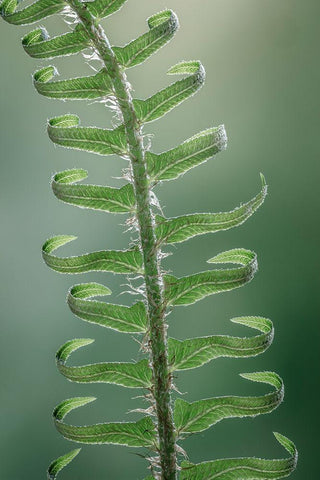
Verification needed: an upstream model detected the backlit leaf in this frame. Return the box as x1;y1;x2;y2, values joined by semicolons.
47;115;128;156
168;317;274;371
22;24;90;59
68;283;148;333
53;397;156;447
164;249;257;306
42;235;143;274
146;125;227;182
52;169;135;213
113;10;178;68
156;176;267;243
1;0;65;25
34;67;113;100
174;371;284;434
180;433;297;479
133;61;205;123
56;338;152;388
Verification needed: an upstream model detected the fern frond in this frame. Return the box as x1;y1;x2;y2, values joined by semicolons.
34;67;113;100
21;24;90;59
47;116;127;156
156;175;267;244
147;125;227;182
133;61;205;123
113;10;179;69
1;0;297;478
180;433;297;479
67;283;147;333
165;249;257;306
52;169;135;213
174;372;284;434
1;0;65;24
42;236;143;274
168;317;274;371
53;397;156;447
56;339;152;387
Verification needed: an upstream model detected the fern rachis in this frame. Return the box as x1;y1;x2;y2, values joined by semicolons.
1;1;298;479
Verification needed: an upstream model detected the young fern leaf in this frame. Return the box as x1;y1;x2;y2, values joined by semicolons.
53;397;156;447
47;448;81;480
180;433;297;480
42;236;143;274
113;10;179;69
1;0;297;478
133;61;205;123
67;283;147;333
56;339;152;388
34;67;114;100
168;317;274;371
147;125;227;182
174;372;284;434
156;175;267;244
52;169;135;213
47;115;128;156
1;0;66;24
164;249;257;306
22;24;90;59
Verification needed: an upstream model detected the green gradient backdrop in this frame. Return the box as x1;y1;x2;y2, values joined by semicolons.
0;1;318;478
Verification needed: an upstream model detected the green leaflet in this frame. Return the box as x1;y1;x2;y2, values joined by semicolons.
87;0;127;20
156;175;267;244
53;397;156;447
48;115;128;156
180;433;298;480
174;372;283;434
22;24;90;59
168;317;274;371
56;338;152;388
1;0;65;25
133;61;205;123
42;235;143;274
52;169;135;213
68;283;147;333
165;249;257;306
47;448;81;480
34;67;113;100
146;125;227;182
113;10;178;69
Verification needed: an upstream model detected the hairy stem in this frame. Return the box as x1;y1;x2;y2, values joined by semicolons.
65;2;177;478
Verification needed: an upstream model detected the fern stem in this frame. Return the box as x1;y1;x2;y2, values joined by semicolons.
65;2;177;478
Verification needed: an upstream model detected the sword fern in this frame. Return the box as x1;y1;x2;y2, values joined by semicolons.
1;1;298;479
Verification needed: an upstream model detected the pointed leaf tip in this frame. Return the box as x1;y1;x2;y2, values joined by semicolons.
47;448;81;480
42;235;77;254
260;172;267;187
53;396;96;421
273;432;297;457
56;338;95;364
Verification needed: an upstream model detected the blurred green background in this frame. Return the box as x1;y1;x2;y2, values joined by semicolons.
0;0;319;478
